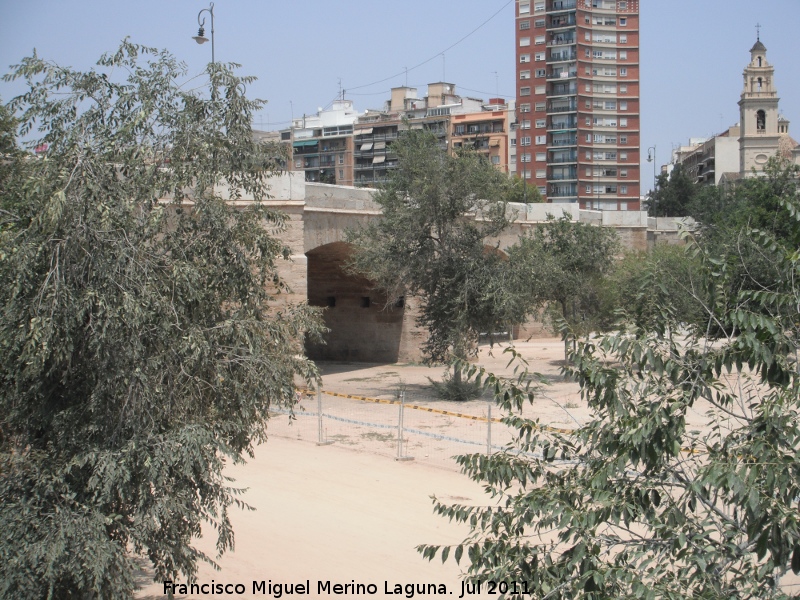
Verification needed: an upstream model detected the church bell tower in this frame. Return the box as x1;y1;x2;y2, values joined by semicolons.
738;34;781;175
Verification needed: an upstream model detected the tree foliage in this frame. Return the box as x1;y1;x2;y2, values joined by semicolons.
646;163;697;217
0;42;322;597
506;175;544;205
422;183;800;597
346;129;535;376
596;244;707;333
508;215;619;345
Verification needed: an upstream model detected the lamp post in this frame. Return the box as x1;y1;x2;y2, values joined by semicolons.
192;2;215;64
646;145;656;216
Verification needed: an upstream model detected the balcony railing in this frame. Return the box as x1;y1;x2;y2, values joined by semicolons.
547;71;577;80
548;0;577;10
548;38;576;47
549;154;578;163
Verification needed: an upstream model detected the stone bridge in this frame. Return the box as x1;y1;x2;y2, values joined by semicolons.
229;173;686;363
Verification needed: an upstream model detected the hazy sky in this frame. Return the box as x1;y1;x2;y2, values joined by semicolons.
1;0;798;192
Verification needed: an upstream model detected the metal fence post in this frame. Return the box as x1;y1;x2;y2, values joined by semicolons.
395;390;414;461
486;401;492;455
316;388;333;446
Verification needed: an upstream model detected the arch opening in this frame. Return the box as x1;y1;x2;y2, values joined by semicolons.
305;242;405;362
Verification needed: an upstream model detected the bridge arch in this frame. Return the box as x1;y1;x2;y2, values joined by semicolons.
305;242;406;362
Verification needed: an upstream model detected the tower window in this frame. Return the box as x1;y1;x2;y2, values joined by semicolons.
756;110;766;131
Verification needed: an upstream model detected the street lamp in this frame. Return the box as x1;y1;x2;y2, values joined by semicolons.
193;2;215;64
647;145;656;216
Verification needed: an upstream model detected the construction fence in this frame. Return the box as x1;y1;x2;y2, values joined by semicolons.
267;389;525;470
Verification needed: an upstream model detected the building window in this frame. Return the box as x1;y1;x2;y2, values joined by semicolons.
534;52;545;61
520;136;532;146
619;35;627;44
619;67;627;76
519;103;531;112
536;169;546;178
620;136;627;144
339;169;344;179
619;85;628;94
619;17;627;26
520;37;531;47
535;119;546;128
618;1;627;8
491;155;501;164
536;152;546;161
619;50;628;60
520;86;531;96
534;85;545;94
533;2;545;12
619;118;628;127
521;120;531;129
338;154;344;164
519;2;530;14
620;101;628;110
520;153;532;163
519;20;530;30
534;35;545;44
520;70;531;80
520;54;531;63
535;135;546;144
620;152;628;160
534;102;546;111
620;185;628;194
620;169;628;177
534;18;545;27
757;109;766;131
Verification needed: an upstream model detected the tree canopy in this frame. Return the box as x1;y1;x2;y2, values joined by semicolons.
346;129;535;384
422;173;800;598
508;215;619;351
0;41;322;597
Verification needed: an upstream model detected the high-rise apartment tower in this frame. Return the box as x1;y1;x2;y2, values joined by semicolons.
515;0;640;210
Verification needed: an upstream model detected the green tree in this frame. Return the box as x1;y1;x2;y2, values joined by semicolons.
346;129;535;392
421;189;800;598
506;175;544;204
0;42;322;597
646;162;697;217
508;215;619;357
596;243;707;333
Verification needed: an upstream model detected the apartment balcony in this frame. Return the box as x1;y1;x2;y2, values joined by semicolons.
548;0;577;11
546;70;577;81
548;152;578;164
549;137;577;147
548;170;577;181
548;37;576;47
547;50;577;62
549;15;576;29
547;102;577;114
549;84;577;97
